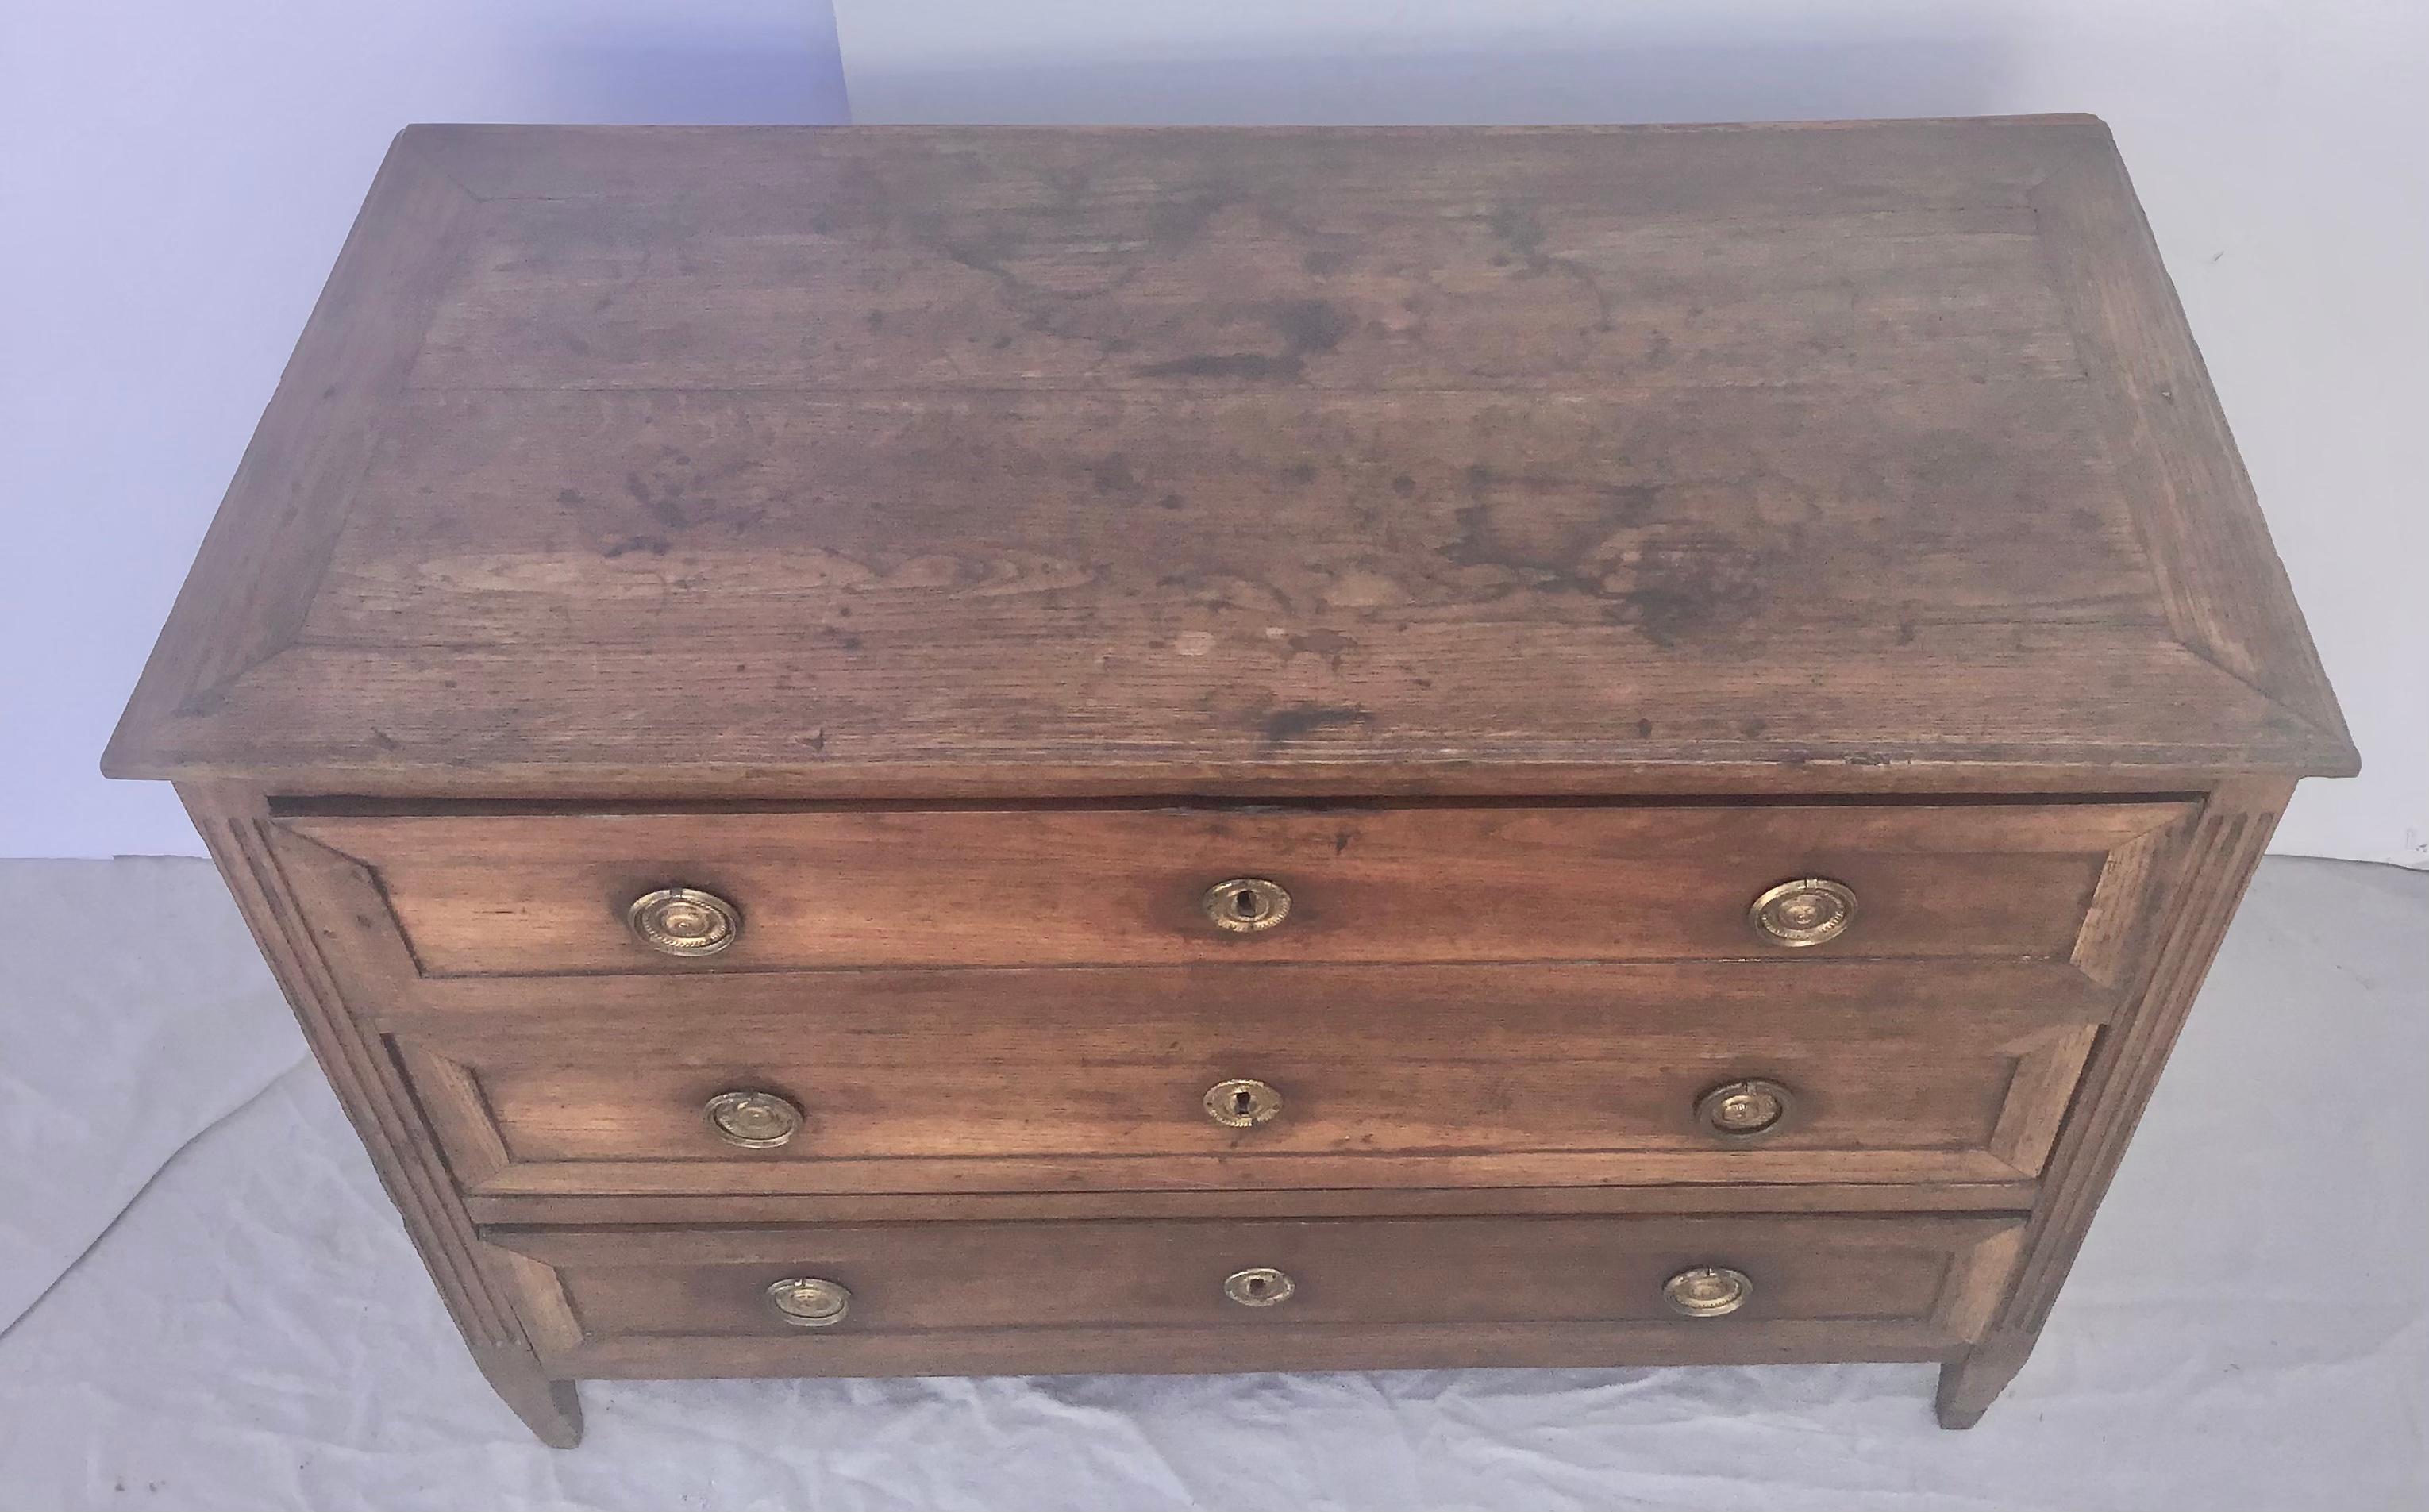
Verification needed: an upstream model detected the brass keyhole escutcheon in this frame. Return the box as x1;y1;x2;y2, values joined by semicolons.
705;1090;803;1149
1202;877;1291;933
766;1276;852;1328
1204;1078;1283;1128
1748;878;1857;948
1224;1267;1295;1306
1694;1078;1795;1141
1663;1266;1752;1318
628;886;742;956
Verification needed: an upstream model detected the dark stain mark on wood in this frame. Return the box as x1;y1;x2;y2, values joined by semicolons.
1484;202;1615;333
1486;205;1551;271
1135;298;1353;381
1087;453;1141;495
1598;533;1769;648
602;535;672;560
1287;629;1358;669
1150;188;1234;251
623;471;689;527
1264;702;1373;743
1607;483;1660;524
1447;469;1667;574
1270;298;1353;357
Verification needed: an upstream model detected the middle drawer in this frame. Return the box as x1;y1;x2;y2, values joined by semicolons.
393;960;2108;1197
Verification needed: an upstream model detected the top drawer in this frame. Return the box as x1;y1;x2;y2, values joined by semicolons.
282;801;2188;975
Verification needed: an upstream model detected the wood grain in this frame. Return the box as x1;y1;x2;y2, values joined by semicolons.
283;802;2185;973
460;1182;2042;1228
104;119;2354;793
405;124;2071;392
307;384;2154;644
383;961;2109;1194
481;1212;2025;1375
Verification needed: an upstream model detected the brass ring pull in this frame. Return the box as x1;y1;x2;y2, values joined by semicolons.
766;1276;852;1328
1748;878;1857;947
628;886;742;956
1203;877;1291;933
706;1090;803;1149
1205;1078;1283;1128
1694;1078;1795;1141
1223;1267;1295;1306
1664;1266;1752;1318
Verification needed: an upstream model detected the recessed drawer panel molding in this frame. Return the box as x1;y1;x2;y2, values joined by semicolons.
387;959;2110;1195
280;801;2191;975
482;1212;2027;1379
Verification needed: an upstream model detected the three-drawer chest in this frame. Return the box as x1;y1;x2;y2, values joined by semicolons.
105;117;2354;1445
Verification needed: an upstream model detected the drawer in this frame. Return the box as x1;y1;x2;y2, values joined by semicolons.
395;960;2110;1195
281;800;2190;974
483;1212;2027;1379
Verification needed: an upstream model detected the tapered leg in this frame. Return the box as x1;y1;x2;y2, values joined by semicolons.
475;1345;584;1449
1935;1332;2036;1429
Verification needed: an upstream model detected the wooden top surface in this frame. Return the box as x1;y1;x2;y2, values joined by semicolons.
106;119;2354;797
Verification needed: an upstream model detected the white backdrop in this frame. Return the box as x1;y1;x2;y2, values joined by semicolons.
7;0;2420;864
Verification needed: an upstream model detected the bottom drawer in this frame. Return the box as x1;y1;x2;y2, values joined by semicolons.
485;1212;2024;1379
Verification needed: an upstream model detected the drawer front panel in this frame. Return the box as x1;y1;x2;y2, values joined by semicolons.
484;1212;2026;1375
395;960;2109;1195
282;801;2188;975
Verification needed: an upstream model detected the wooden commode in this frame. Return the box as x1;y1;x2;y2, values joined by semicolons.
105;117;2355;1445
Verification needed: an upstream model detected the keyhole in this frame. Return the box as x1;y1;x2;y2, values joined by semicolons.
1245;1275;1268;1298
1203;879;1288;934
1233;1088;1256;1116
